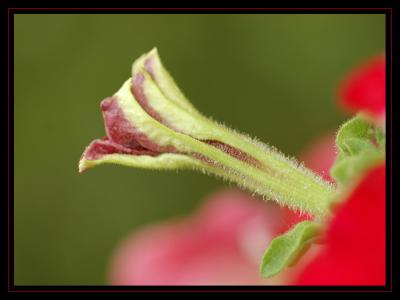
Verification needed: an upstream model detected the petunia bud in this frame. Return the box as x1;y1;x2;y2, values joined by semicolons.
79;48;335;217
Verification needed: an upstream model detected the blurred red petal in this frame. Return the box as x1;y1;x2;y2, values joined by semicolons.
109;189;286;285
295;164;386;285
300;134;337;182
338;54;386;119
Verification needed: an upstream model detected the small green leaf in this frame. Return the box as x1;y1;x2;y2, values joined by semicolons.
260;221;322;278
331;115;385;185
336;115;374;154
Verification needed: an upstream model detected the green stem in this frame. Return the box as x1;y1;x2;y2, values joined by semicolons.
182;123;336;217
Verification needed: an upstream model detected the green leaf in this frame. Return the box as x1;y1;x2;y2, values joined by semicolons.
331;115;385;185
260;221;322;278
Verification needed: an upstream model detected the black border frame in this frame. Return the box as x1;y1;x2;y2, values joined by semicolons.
3;0;398;294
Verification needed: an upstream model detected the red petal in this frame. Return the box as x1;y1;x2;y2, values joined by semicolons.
108;189;285;285
338;54;386;119
295;164;386;285
300;133;337;182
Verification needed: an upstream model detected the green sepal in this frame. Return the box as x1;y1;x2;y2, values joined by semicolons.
259;220;322;278
330;114;385;186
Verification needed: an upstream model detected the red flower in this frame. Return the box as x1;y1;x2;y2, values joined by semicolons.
295;164;385;285
338;54;386;120
295;53;386;285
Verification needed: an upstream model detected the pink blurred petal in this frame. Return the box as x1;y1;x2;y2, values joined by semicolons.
300;133;337;182
108;189;286;285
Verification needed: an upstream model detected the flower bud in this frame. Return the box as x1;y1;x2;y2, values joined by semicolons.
79;48;335;217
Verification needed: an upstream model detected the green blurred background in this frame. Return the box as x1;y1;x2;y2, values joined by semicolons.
14;14;385;285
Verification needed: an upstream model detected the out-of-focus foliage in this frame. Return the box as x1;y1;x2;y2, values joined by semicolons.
14;14;385;285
